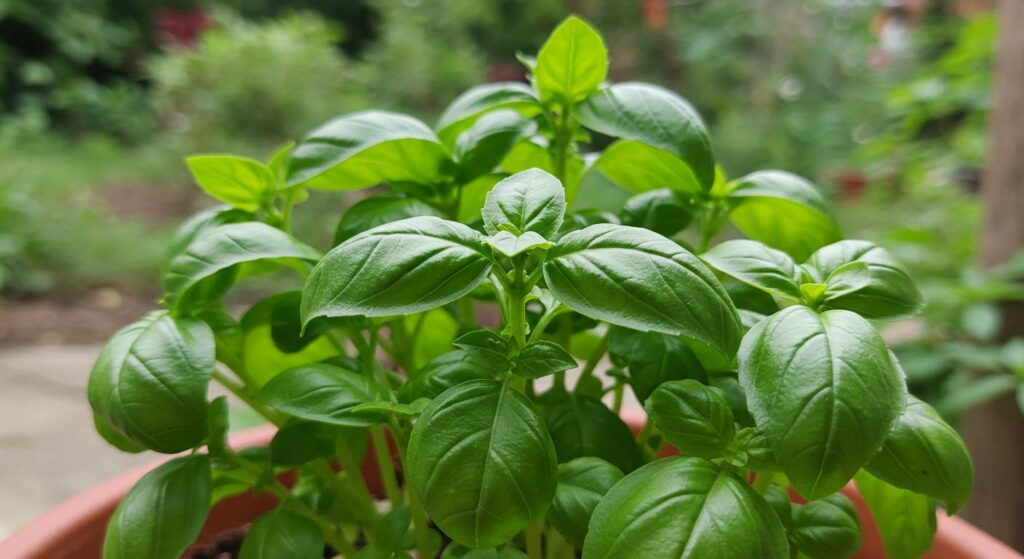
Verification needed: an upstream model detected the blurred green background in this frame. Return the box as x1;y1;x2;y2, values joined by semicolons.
0;0;1018;443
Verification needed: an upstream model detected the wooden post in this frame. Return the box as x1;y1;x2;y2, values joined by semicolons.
963;0;1024;550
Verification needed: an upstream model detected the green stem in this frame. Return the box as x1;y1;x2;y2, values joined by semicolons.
509;288;529;350
612;382;625;414
370;425;402;507
335;436;379;529
698;201;729;252
751;471;776;494
551;106;573;186
390;419;433;559
212;369;284;426
526;520;544;559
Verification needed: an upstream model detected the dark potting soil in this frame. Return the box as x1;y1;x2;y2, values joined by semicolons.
185;525;338;558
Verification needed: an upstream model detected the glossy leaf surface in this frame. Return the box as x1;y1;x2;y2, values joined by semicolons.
549;457;623;546
619;188;696;236
239;508;324;559
701;239;801;301
483;168;566;237
186;154;275;212
645;379;735;459
436;82;541;144
608;327;706;402
789;494;861;559
334;195;443;245
515;341;577;379
544;393;644;473
255;363;383;427
804;240;924;318
534;16;608;105
398;350;501;403
454;109;537;181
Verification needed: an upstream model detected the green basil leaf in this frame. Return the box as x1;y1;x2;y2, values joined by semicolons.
544;393;644;473
93;414;146;454
239;293;339;387
436;82;541;145
457;173;504;223
398;350;501;403
730;426;779;471
588;141;704;196
534;16;608;105
352;398;431;417
821;261;872;302
854;470;936;559
334;195;444;246
804;240;924;319
186;154;275;212
583;457;789;559
88;311;214;453
789;493;861;559
739;307;906;498
255;363;384;427
574;83;714;190
727;170;840;261
408;380;557;548
288;110;451;190
515;340;577;379
608;327;707;402
441;545;527;559
163;206;253;275
485;231;553;258
549;457;623;547
701;239;802;301
453;329;513;371
270;420;345;466
866;395;973;513
303;217;493;323
103;455;212;559
619;188;696;237
645;379;735;459
162;222;321;311
239;508;324;559
454;109;537;182
543;224;742;363
483;168;566;237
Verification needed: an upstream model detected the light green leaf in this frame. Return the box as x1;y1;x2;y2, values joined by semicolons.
239;508;324;559
483;168;566;237
701;239;802;301
239;293;339;388
855;470;936;559
436;82;541;145
453;329;513;372
739;306;906;498
549;457;623;547
515;340;577;379
485;231;553;258
288;110;451;190
804;240;924;319
454;109;537;182
645;379;735;459
587;140;705;196
255;363;384;427
302;217;492;323
334;195;443;246
534;16;608;105
186;155;275;212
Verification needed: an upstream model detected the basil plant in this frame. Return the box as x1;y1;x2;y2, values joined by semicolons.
89;16;972;559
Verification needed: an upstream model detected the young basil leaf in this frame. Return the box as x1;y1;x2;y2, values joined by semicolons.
534;16;608;105
484;230;553;258
549;457;624;547
544;393;644;473
575;83;715;190
789;493;862;559
436;82;541;145
730;426;779;471
302;217;492;324
454;109;537;182
619;188;697;237
255;363;384;427
483;168;566;237
820;261;871;303
88;311;214;453
726;170;840;261
701;239;802;301
608;327;707;402
854;470;937;559
515;340;577;379
408;380;557;548
186;154;276;212
804;240;924;318
239;508;324;559
453;329;513;370
103;455;212;559
543;224;742;363
587;140;704;196
398;349;502;403
739;307;906;499
865;394;973;513
162;206;253;273
333;195;444;246
583;457;789;559
645;379;736;459
162;222;321;311
288;110;451;190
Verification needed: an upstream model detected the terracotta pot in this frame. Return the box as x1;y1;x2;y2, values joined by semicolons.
2;415;1020;559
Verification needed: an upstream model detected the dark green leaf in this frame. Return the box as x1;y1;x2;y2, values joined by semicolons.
163;206;253;275
255;363;383;427
804;240;924;319
515;341;577;379
701;239;802;301
270;420;357;466
162;222;320;311
186;154;275;212
854;470;936;559
544;393;644;473
619;188;696;236
334;195;443;246
645;379;735;459
549;457;623;546
453;329;513;371
483;168;566;237
436;82;541;145
544;224;741;363
739;306;906;498
302;217;492;323
789;493;861;559
608;327;707;402
866;395;973;513
574;83;714;190
239;508;324;559
93;414;145;454
375;507;412;552
582;457;789;559
398;350;501;403
206;396;230;453
727;171;840;261
454;109;537;181
534;16;608;105
102;455;212;559
88;312;214;453
408;380;557;548
288;111;451;190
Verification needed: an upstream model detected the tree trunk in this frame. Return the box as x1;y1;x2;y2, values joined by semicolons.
963;0;1024;550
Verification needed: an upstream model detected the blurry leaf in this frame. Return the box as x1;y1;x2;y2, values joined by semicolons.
534;16;608;105
854;470;936;559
